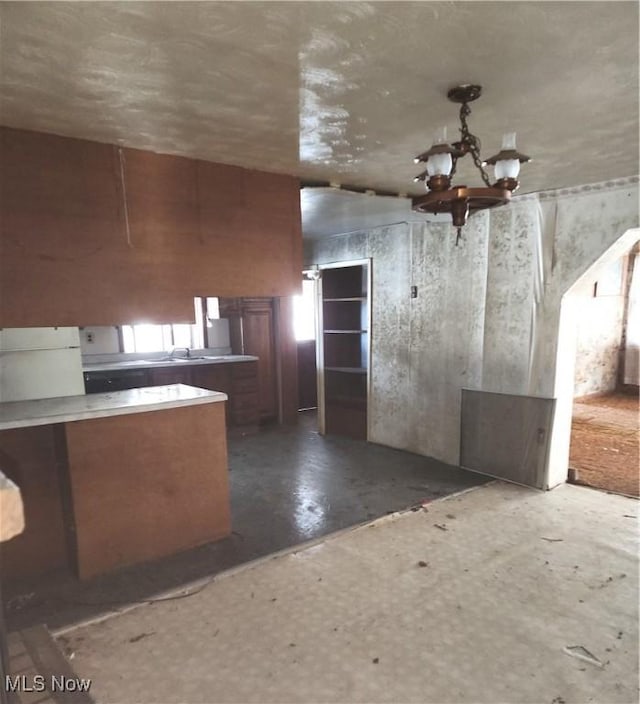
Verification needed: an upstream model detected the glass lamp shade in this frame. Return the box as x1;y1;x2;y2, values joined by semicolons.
495;158;520;180
426;152;453;177
426;126;453;177
494;132;520;180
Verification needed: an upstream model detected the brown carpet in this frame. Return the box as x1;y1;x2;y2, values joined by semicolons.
570;392;639;496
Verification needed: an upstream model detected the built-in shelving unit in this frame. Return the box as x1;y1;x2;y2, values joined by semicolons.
318;261;370;440
323;297;366;302
324;329;368;334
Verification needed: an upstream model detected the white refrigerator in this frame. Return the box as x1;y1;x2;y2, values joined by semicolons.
0;327;85;402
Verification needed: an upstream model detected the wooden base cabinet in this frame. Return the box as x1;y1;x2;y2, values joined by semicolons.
150;365;193;386
0;401;231;583
219;298;278;422
192;362;259;426
66;403;230;579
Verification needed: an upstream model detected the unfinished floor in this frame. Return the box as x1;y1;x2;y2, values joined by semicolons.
54;482;638;704
3;411;488;631
570;393;639;496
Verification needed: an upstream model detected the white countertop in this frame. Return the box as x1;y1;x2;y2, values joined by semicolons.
0;384;227;431
83;355;258;373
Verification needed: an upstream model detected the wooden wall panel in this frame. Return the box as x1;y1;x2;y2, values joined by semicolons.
124;147;303;300
0;127;302;327
0;425;69;581
0;128;192;326
65;403;230;579
123;148;201;250
196;160;303;298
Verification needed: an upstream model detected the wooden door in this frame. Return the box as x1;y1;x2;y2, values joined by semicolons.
240;299;277;421
297;340;317;409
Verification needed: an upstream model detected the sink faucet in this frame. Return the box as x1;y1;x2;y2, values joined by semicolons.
170;347;191;359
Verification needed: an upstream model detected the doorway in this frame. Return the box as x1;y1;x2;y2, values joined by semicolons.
567;242;639;496
294;274;319;412
315;260;370;440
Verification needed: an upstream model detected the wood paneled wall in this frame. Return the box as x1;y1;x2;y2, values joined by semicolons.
0;425;69;580
0;128;302;327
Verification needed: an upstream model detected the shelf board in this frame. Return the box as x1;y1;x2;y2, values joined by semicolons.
325;366;367;375
323;297;366;302
324;329;368;334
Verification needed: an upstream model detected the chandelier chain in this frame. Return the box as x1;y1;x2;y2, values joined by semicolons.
458;103;492;188
411;84;527;234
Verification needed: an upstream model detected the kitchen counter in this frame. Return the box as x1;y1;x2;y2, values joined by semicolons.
0;385;231;581
0;384;227;431
82;354;258;373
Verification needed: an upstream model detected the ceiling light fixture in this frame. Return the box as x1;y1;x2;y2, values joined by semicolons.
412;84;530;244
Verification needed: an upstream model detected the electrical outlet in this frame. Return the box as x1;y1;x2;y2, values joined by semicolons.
86;332;94;344
410;286;418;299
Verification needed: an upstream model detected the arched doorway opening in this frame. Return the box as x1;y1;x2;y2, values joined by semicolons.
551;228;639;493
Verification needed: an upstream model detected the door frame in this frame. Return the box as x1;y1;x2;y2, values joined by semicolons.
315;258;372;439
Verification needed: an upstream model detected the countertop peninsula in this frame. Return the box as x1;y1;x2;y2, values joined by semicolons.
0;384;226;431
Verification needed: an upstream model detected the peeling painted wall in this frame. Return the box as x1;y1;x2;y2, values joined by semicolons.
573;297;624;396
482;203;540;395
308;217;489;466
306;178;640;484
572;265;626;397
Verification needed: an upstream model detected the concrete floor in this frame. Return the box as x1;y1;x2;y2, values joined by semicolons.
58;482;639;704
4;412;488;631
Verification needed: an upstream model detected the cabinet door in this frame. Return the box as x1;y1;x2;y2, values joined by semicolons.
241;303;277;420
150;366;192;387
191;365;231;394
191;365;232;424
217;298;243;353
229;362;259;425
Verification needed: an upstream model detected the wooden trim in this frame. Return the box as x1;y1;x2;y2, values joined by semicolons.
315;277;326;434
618;250;636;388
317;259;371;440
52;425;79;579
273;297;299;424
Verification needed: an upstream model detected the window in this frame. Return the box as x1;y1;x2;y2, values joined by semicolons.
293;279;316;342
121;298;206;353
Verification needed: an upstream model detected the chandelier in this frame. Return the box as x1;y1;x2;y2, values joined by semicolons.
412;84;530;243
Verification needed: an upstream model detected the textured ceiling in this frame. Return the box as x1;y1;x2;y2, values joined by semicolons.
301;188;425;239
1;1;638;236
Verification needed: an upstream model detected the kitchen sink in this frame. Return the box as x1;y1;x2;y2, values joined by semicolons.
141;355;234;364
151;356;208;362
